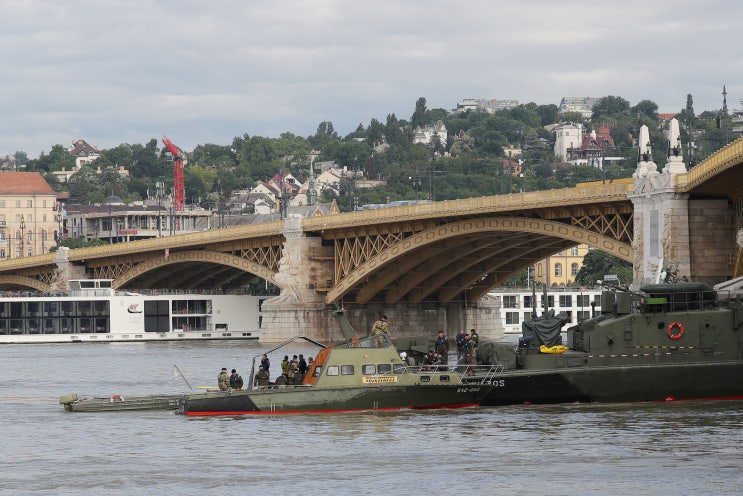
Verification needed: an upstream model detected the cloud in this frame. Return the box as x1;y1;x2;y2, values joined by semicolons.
0;0;740;158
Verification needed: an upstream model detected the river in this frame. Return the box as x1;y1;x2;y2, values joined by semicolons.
1;341;742;496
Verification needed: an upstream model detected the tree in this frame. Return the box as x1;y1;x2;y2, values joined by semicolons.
592;96;631;119
410;97;428;129
632;99;659;119
575;250;633;285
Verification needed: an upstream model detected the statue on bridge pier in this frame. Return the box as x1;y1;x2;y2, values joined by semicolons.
633;125;659;179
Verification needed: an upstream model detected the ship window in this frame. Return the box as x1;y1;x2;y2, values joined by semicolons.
503;295;518;308
577;295;590;307
559;295;572;307
362;364;376;374
377;364;392;374
506;312;519;325
326;366;339;376
420;376;431;383
341;365;355;375
523;295;532;308
393;363;406;374
439;375;450;382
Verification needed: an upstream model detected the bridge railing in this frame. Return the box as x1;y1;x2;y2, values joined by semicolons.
675;135;743;190
303;179;633;229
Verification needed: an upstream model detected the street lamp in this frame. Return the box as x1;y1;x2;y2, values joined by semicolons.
54;202;63;248
156;181;165;237
19;215;25;258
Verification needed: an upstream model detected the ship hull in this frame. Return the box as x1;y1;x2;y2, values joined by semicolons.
481;361;743;405
181;384;488;415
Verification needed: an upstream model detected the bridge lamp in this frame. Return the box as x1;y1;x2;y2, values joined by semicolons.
19;215;25;258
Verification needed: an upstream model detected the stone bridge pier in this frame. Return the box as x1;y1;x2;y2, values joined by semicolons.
630;121;735;287
259;215;502;344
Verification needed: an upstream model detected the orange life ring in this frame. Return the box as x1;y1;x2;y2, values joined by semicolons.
667;322;684;340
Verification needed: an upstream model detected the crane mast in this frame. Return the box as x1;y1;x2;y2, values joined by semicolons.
161;136;186;217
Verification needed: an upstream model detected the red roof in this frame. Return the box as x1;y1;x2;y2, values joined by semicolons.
0;172;57;195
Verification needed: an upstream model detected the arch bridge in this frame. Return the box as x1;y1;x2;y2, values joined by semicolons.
1;136;743;306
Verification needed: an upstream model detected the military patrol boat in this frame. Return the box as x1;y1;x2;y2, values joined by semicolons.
178;334;499;416
476;280;743;405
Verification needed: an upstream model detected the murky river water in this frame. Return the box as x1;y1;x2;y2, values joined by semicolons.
1;341;742;495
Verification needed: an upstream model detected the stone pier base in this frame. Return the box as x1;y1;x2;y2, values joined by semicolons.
260;295;503;344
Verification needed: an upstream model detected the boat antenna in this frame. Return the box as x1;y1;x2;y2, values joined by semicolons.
173;364;194;391
532;282;537;319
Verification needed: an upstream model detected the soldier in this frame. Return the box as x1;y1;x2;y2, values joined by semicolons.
254;365;270;388
470;328;479;361
229;368;244;390
370;315;389;347
435;330;450;363
281;355;290;379
217;367;229;391
260;354;270;374
455;329;466;361
463;334;475;373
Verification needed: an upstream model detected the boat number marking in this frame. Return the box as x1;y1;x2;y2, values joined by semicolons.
457;387;482;393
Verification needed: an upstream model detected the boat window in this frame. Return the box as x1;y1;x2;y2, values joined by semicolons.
377;364;392;374
79;281;95;289
326;366;339;376
341;365;354;375
439;375;450;383
362;364;376;375
420;376;431;383
393;363;406;374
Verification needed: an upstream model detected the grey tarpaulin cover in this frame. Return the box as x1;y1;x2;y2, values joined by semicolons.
521;309;569;348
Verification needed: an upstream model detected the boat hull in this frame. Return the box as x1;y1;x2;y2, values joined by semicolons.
481;361;743;405
60;394;184;412
180;384;489;415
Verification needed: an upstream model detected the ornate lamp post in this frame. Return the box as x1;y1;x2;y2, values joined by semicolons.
54;202;64;247
19;215;25;257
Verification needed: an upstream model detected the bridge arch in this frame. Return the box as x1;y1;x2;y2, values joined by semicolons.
0;275;50;292
327;216;632;304
114;250;282;290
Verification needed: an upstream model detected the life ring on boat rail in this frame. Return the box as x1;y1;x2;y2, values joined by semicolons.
110;394;125;402
666;322;684;340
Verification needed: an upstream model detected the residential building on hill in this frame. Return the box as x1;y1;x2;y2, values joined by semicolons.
558;97;601;119
412;121;448;148
0;172;60;259
455;98;519;113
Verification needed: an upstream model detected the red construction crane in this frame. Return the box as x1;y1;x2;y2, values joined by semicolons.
162;136;185;213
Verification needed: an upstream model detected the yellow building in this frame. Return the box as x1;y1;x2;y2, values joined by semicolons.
534;244;592;287
0;172;60;259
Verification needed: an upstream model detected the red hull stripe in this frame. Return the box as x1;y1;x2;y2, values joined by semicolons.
184;403;478;416
651;394;743;403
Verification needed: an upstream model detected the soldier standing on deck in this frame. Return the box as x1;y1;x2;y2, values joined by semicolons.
370;315;389;347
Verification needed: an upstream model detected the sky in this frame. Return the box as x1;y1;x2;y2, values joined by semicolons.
1;0;741;159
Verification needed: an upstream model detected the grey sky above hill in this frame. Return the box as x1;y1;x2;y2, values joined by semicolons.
1;0;739;158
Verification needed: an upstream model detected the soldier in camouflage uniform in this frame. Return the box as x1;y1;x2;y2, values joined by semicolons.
254;365;270;388
370;315;389;347
217;368;230;391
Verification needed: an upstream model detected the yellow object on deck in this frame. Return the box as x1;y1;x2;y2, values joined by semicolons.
540;345;568;354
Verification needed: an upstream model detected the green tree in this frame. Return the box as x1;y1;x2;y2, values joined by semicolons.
592;96;631;120
410;97;428;129
575;250;633;286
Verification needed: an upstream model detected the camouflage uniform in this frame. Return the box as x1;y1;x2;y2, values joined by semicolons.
217;370;230;391
254;367;270;387
370;317;389;347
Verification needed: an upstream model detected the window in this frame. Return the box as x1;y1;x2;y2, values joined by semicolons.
554;263;563;277
377;364;392;374
0;201;5;208
559;295;572;307
571;246;579;256
571;263;579;276
503;295;518;308
577;295;590;307
523;295;533;308
362;364;376;375
541;295;554;308
341;365;354;375
326;366;339;376
577;311;591;321
27;200;33;208
15;201;20;208
506;312;520;325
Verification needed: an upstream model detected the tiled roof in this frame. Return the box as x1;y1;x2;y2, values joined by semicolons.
0;172;57;195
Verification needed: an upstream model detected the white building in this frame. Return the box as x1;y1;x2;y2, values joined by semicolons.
553;122;583;161
558;97;600;119
412;120;448;148
490;287;603;335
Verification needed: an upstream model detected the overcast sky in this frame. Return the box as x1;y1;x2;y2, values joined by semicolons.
1;0;740;158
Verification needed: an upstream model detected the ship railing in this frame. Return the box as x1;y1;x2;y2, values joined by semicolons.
407;363;504;383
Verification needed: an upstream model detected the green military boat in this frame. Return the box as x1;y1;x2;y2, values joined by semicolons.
60;393;184;412
178;334;499;416
475;280;743;405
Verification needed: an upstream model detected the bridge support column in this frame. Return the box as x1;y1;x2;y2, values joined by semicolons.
629;121;734;287
49;247;85;290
